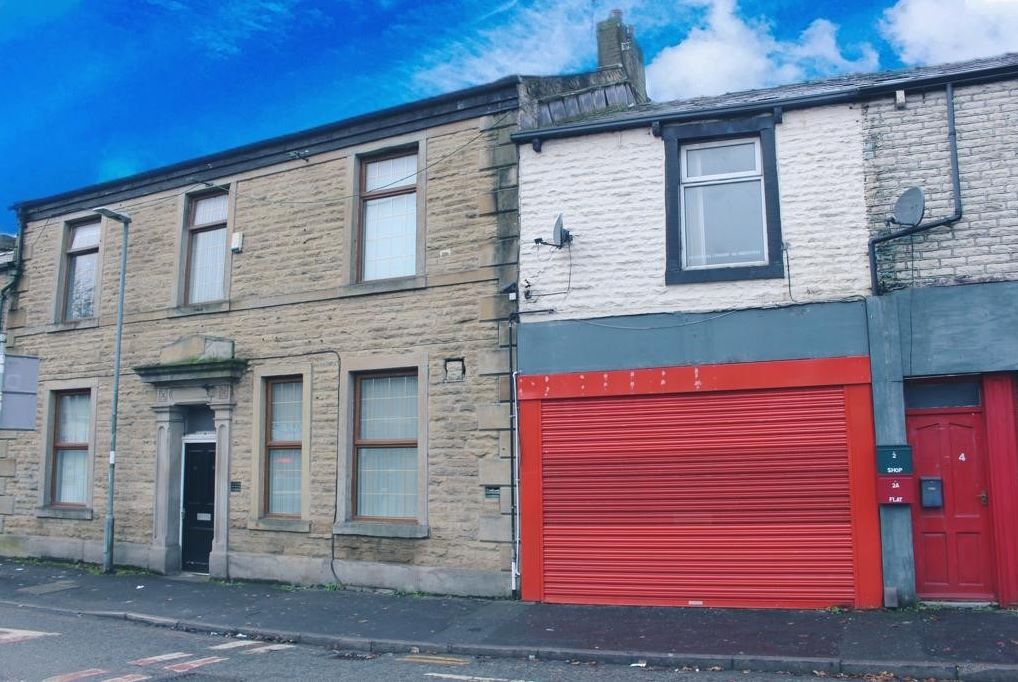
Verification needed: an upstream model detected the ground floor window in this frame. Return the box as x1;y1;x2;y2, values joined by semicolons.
353;371;418;520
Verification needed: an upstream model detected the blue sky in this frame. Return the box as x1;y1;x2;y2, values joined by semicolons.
2;0;1016;233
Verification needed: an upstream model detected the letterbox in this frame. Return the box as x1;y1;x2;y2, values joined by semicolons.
877;445;913;475
877;476;914;505
920;477;943;508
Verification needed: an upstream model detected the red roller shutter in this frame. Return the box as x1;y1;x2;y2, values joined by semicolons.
518;358;882;609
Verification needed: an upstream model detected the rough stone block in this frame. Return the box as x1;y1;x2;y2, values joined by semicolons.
498;430;512;458
476;192;497;216
496;375;511;403
159;335;234;364
477;294;514;321
477;349;510;375
479;457;510;486
477;404;511;431
0;459;14;477
0;496;14;514
478;514;511;542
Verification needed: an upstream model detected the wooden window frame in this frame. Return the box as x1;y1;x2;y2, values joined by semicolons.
352;369;418;522
356;147;419;283
183;190;229;305
50;389;90;508
62;220;101;321
263;376;303;519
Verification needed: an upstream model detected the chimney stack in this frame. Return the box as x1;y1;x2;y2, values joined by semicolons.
596;9;647;102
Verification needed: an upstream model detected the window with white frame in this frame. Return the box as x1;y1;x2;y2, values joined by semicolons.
664;116;784;285
51;390;90;506
184;192;229;304
359;152;418;281
265;377;302;517
353;371;418;519
680;138;766;269
63;220;100;320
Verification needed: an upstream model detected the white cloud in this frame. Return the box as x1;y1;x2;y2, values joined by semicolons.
646;0;877;100
144;0;301;58
881;0;1018;65
412;0;605;92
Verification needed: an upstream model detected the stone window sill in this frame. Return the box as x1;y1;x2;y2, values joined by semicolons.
48;318;99;334
36;506;93;520
333;520;429;539
247;517;311;533
337;275;426;299
170;300;230;318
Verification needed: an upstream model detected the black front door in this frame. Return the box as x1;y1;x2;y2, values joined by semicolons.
182;442;215;572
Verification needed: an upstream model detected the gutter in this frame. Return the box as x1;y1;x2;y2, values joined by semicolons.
511;64;1018;145
15;76;522;222
868;83;962;294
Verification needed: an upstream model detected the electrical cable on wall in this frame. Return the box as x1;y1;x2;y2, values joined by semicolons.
783;241;795;302
202;110;515;208
525;240;573;299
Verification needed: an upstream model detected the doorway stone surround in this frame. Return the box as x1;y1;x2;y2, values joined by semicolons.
134;335;246;576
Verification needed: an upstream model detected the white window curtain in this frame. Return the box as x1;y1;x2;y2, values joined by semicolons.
58;393;89;442
55;450;88;505
54;392;89;505
187;227;227;303
70;223;100;249
267;380;302;516
357;375;418;518
193;194;229;226
365;155;417;192
66;251;97;319
270;381;302;441
363;193;416;280
268;448;301;515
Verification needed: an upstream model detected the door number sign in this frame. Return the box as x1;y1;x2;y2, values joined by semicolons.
877;445;913;475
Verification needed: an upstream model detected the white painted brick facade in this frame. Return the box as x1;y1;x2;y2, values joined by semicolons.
518;104;870;320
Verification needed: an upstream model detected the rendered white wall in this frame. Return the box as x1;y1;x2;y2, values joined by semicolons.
518;104;870;321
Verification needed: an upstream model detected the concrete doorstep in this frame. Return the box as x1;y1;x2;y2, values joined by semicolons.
2;600;1017;681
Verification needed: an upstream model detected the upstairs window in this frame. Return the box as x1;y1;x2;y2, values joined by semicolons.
185;192;229;304
680;139;766;269
64;220;100;320
359;152;418;281
52;390;90;506
664;116;784;284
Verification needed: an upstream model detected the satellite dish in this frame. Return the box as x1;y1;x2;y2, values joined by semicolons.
892;187;925;227
534;214;573;248
551;214;572;248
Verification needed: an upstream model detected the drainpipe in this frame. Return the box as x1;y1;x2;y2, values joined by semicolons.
868;83;963;295
0;208;28;419
509;321;521;597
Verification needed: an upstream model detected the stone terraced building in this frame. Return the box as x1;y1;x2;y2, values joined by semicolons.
0;12;647;597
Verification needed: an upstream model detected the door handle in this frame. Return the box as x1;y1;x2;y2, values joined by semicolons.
978;490;988;506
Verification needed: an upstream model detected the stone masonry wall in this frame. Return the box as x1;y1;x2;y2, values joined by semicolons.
865;79;1018;291
0;112;519;592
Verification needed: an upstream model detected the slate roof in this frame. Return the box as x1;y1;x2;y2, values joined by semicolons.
516;53;1018;135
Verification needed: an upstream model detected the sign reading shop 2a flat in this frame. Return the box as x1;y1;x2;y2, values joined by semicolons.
877;445;913;475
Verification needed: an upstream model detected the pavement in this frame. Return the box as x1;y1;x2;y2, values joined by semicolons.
1;559;1017;681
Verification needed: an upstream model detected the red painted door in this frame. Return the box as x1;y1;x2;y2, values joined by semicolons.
907;410;996;600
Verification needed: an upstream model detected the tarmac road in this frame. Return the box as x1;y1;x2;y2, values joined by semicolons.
0;603;870;682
